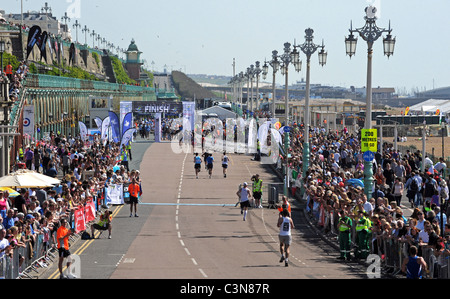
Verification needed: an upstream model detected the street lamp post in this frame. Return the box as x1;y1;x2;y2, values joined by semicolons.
254;61;262;115
345;6;396;199
268;51;280;118
73;20;81;44
294;28;327;193
279;42;302;196
82;25;89;45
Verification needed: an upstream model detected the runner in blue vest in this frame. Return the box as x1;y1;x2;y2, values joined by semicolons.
402;245;428;279
194;153;202;179
206;153;214;179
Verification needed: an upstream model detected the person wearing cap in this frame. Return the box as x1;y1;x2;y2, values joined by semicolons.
236;182;252;221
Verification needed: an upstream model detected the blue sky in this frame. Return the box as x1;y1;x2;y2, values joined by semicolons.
2;0;449;94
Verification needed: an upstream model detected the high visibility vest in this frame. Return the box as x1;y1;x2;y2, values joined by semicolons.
19;148;24;158
356;217;368;232
253;179;262;192
339;217;352;232
120;149;128;161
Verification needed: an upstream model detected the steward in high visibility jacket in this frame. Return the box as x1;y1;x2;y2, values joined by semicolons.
252;174;263;208
337;210;352;260
120;144;129;171
355;211;371;259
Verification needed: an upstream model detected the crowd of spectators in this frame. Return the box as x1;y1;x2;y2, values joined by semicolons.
281;122;450;276
0;133;140;274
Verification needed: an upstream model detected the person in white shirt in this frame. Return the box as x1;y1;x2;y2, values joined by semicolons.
236;182;252;221
277;209;295;267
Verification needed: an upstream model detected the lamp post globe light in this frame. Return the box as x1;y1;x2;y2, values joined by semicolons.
294;28;327;195
345;5;396;200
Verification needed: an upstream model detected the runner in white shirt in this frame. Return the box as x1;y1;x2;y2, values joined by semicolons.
277;209;294;267
236;182;252;221
222;152;229;178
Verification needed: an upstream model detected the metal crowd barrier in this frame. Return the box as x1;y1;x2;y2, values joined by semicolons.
1;194;106;279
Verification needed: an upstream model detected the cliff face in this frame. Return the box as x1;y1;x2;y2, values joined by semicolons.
171;70;215;100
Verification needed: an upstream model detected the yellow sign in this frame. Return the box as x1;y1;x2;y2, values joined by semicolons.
361;129;377;152
405;107;410;116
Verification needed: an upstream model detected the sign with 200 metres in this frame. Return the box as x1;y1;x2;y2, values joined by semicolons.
361;129;377;152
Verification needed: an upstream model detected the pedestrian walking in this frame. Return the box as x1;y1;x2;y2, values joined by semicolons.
236;182;252;221
57;218;76;279
194;153;202;179
222;152;229;178
277;209;294;267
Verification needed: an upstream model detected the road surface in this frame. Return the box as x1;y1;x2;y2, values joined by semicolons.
42;140;369;281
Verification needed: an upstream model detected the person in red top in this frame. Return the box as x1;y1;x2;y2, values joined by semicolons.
57;218;75;279
128;178;141;217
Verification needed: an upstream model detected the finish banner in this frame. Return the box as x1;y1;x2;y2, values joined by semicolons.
132;101;182;115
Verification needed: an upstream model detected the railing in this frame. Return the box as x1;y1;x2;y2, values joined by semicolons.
24;73;178;97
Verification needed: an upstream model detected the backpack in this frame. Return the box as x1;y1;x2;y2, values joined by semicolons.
410;178;419;192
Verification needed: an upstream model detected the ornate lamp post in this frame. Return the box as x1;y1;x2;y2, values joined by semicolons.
279;42;302;195
73;20;81;44
294;28;327;195
254;61;262;114
345;5;396;199
82;25;89;45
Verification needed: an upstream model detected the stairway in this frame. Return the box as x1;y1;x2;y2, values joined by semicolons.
101;54;116;83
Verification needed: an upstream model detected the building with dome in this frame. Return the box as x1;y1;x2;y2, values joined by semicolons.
124;38;144;82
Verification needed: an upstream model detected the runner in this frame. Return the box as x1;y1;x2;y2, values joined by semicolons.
222;151;229;178
206;153;214;179
236;182;252;221
194;153;202;179
277;209;295;267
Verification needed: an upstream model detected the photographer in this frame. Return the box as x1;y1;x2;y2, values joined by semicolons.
91;209;112;239
251;174;263;209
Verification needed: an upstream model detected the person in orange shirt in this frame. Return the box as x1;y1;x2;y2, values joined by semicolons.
57;218;75;279
128;178;141;217
277;196;291;217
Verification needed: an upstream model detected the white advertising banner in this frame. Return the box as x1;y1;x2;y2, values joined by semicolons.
23;105;35;137
105;184;124;205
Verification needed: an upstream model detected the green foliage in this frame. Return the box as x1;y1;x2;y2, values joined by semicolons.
92;52;100;68
2;52;20;71
110;56;136;85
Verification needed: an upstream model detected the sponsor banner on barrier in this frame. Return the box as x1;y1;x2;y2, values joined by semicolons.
105;184;124;205
74;208;86;234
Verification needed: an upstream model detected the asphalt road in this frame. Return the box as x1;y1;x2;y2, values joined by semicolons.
40;138;370;281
